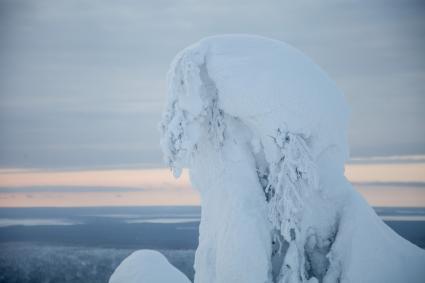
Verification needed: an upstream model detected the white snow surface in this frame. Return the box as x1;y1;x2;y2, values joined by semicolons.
108;250;191;283
158;35;425;283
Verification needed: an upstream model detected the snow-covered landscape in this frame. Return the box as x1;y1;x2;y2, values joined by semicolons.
0;206;423;283
109;35;425;283
2;1;425;282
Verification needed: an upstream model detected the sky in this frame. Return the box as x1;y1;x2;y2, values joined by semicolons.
1;162;425;207
0;0;424;206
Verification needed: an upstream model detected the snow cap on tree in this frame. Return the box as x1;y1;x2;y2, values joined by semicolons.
161;34;349;177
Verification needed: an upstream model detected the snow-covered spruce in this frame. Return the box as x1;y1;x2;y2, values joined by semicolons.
159;35;425;283
109;250;191;283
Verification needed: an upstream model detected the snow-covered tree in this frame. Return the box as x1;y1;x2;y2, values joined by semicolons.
159;35;425;283
109;250;191;283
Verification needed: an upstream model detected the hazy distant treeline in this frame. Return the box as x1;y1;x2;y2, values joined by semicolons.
0;243;195;283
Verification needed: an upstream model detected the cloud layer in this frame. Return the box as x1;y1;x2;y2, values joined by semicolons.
1;0;425;169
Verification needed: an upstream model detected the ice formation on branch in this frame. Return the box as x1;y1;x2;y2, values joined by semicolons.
160;35;425;283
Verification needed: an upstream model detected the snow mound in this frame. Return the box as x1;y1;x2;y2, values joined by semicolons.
160;34;425;283
109;250;191;283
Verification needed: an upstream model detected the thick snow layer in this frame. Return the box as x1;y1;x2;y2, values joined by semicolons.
109;250;191;283
160;34;425;283
161;35;349;178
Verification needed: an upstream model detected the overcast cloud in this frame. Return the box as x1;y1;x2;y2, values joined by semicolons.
1;0;424;169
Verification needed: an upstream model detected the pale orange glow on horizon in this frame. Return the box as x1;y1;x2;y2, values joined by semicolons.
0;168;197;207
0;162;424;207
345;163;425;183
0;168;191;189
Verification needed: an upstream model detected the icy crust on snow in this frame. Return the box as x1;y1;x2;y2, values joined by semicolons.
108;250;190;283
160;35;425;283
